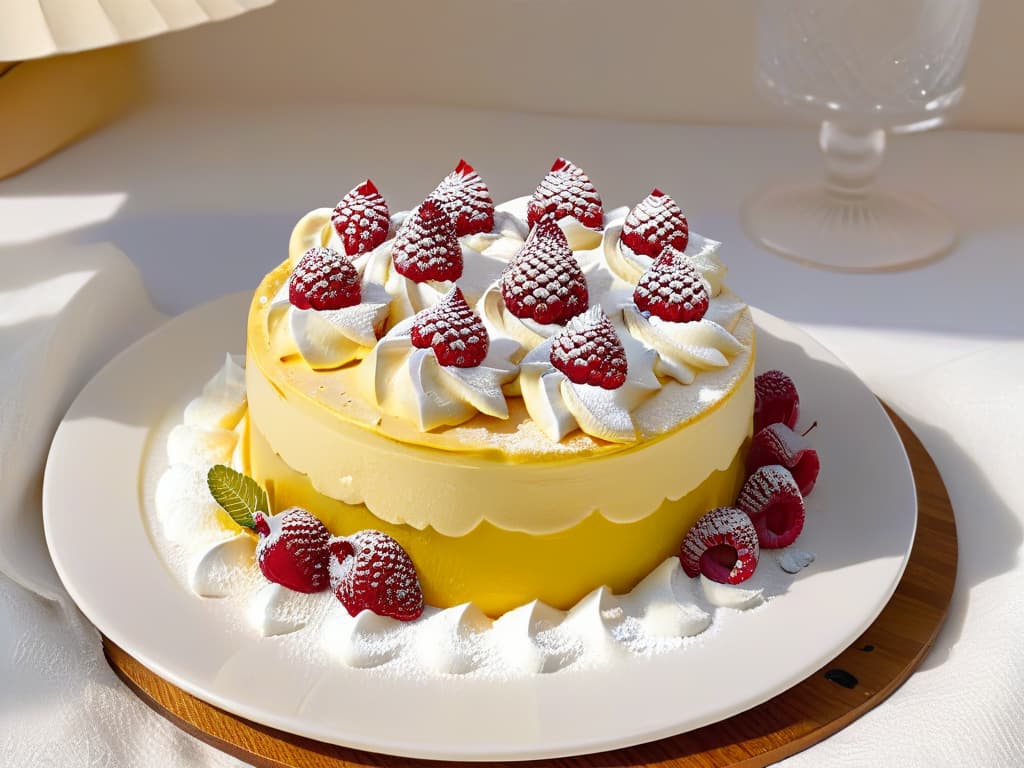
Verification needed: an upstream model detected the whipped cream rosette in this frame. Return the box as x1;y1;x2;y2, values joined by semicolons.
622;247;748;385
266;246;390;370
520;306;660;443
362;286;520;430
604;210;727;298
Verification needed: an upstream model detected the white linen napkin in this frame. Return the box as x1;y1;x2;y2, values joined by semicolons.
0;243;243;767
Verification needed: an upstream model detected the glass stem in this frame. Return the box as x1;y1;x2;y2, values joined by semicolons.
819;121;885;200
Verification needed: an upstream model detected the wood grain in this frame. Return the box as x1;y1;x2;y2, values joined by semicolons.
104;406;956;767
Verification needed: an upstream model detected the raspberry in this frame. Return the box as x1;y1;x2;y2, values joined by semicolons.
410;286;489;368
747;423;821;496
500;220;589;326
754;369;800;434
679;506;760;584
330;179;390;257
633;246;709;323
526;157;604;230
391;198;463;283
253;508;331;593
549;306;628;389
329;531;424;622
737;465;806;549
429;159;495;237
621;188;689;258
289;247;361;311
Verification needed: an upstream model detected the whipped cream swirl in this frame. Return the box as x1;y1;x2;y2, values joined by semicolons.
519;308;660;443
266;265;390;371
361;315;521;430
604;222;728;297
623;292;748;385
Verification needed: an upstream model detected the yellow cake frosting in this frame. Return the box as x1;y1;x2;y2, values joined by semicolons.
244;185;755;617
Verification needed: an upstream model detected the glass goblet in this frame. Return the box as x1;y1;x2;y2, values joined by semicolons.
742;0;980;272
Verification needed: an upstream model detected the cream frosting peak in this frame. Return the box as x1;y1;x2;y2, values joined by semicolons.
267;267;390;371
362;316;520;431
519;308;660;443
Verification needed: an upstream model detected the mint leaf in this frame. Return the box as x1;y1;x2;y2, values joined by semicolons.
206;464;268;529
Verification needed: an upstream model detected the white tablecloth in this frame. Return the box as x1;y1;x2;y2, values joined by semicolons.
1;103;1021;767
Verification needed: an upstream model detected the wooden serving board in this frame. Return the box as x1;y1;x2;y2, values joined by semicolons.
104;406;956;767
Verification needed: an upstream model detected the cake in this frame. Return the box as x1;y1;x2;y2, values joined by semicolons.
241;158;758;618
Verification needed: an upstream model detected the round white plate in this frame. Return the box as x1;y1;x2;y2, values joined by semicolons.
44;293;916;762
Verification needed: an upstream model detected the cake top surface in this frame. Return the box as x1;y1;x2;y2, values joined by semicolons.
247;159;754;459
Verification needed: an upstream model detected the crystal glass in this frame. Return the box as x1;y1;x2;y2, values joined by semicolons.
743;0;980;272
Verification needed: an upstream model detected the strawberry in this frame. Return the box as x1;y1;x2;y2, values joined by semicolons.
429;159;495;237
621;188;689;258
289;246;361;311
253;508;331;593
737;465;806;549
633;246;709;323
526;157;604;230
330;179;390;257
549;306;628;389
754;369;800;434
410;286;489;367
500;220;589;325
329;530;424;622
679;506;760;584
747;423;821;496
391;198;463;283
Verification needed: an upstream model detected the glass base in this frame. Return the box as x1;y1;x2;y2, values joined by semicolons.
742;182;956;273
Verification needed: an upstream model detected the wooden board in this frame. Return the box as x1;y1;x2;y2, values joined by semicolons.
104;406;956;767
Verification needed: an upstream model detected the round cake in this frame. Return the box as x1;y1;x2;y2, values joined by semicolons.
243;159;755;617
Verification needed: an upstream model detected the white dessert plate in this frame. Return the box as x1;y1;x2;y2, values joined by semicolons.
44;293;916;762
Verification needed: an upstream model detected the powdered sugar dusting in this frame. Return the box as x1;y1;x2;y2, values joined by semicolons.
621;189;689;258
429;159;495;237
527;157;604;230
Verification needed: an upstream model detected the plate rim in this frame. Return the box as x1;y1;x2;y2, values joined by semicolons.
43;292;917;761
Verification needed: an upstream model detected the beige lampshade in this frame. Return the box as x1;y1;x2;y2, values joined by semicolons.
0;0;274;61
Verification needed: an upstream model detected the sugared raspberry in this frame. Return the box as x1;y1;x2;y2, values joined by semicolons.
391;198;463;283
253;508;331;593
500;220;589;326
754;370;800;434
633;246;709;323
428;159;495;237
289;247;361;311
679;506;760;584
330;179;390;257
621;188;689;258
527;157;604;230
549;306;628;389
329;530;424;622
737;465;806;549
410;286;489;368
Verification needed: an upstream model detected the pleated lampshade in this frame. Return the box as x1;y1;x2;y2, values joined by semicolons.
0;0;274;61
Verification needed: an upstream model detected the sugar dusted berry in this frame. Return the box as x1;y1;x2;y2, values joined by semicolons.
680;506;760;584
289;247;361;311
550;306;628;389
253;508;331;593
621;188;689;258
329;530;424;622
754;369;800;434
391;198;463;283
500;220;589;326
527;157;604;230
331;179;390;257
747;423;821;496
633;246;709;323
429;159;495;237
410;286;489;368
737;465;806;549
